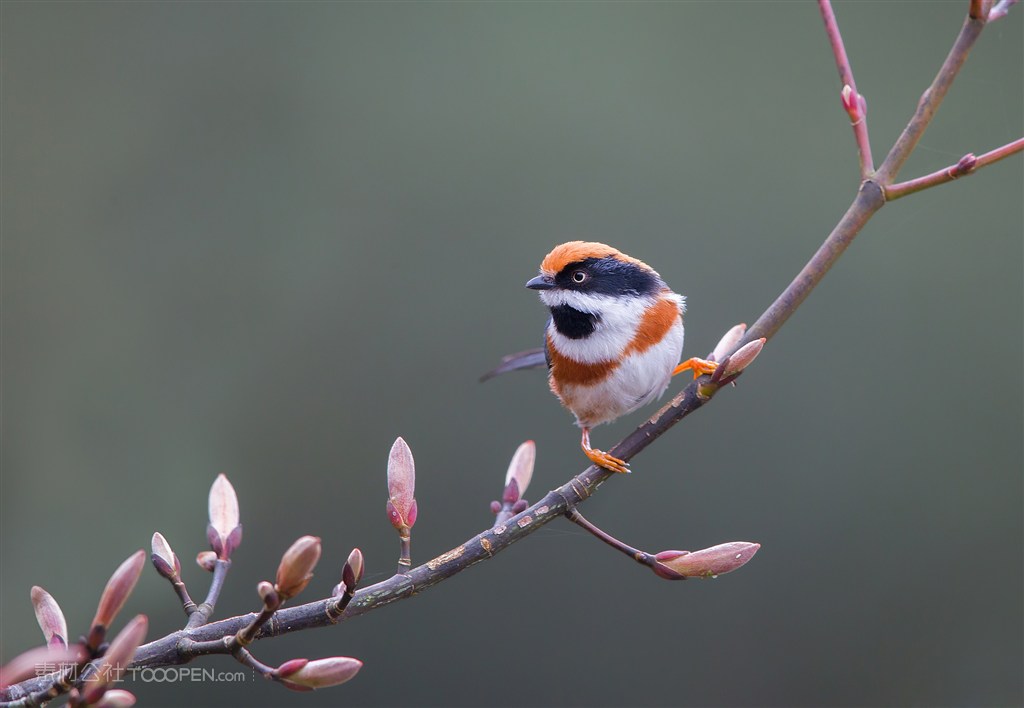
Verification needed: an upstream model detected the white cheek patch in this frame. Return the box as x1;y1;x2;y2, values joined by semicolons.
540;292;654;364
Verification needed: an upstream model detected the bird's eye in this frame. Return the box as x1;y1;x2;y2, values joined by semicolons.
572;271;587;284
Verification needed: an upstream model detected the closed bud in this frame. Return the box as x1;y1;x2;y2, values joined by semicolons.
89;551;146;649
714;338;766;383
954;153;977;176
386;437;417;533
489;500;502;514
82;615;148;704
0;643;87;689
840;84;865;122
275;536;322;600
92;689;137;707
275;658;310;678
150;532;181;581
31;586;67;648
710;323;747;363
652;542;760;579
342;548;364;592
282;656;363;689
503;440;535;502
196;551;218;572
208;474;242;560
257;581;280;610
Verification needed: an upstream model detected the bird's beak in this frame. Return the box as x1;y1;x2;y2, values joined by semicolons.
525;274;555;290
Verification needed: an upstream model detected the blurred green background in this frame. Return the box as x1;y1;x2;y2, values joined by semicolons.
2;2;1021;706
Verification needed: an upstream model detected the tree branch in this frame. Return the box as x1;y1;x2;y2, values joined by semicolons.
819;1;874;177
884;137;1024;199
2;3;1020;704
877;12;987;183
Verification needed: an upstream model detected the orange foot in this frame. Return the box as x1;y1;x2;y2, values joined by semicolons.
672;357;718;379
583;446;630;474
581;428;630;474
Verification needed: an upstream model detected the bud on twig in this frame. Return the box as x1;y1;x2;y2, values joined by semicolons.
195;551;218;572
31;586;67;648
81;615;148;705
257;581;280;610
710;323;747;363
275;536;322;601
503;440;535;504
386;437;417;534
342;548;364;592
0;644;87;689
840;84;866;124
950;153;977;178
91;689;137;707
278;657;363;690
651;542;761;580
207;474;242;560
150;532;181;581
711;338;766;385
88;550;146;651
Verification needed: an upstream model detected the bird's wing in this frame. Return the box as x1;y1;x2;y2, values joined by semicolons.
479;347;548;382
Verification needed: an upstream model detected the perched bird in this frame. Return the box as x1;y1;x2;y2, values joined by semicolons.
522;241;716;474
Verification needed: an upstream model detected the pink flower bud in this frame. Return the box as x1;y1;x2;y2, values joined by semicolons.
653;542;760;579
195;551;218;572
275;658;310;678
0;643;88;689
489;500;502;514
502;440;535;503
257;581;280;610
93;689;137;708
386;437;417;533
82;615;148;704
93;688;139;707
89;550;145;649
715;338;766;383
342;548;364;592
150;532;181;581
710;323;747;363
207;474;242;560
282;656;363;690
31;586;67;648
275;536;322;600
840;84;865;122
953;153;977;176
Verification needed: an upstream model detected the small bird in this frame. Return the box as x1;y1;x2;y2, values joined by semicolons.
523;241;716;474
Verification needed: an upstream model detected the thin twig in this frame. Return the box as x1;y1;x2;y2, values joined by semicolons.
818;1;874;176
885;137;1024;199
877;12;987;183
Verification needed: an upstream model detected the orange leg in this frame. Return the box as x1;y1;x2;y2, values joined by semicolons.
672;357;718;379
581;427;630;474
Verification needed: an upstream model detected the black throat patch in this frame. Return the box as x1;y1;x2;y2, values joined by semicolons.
549;305;599;339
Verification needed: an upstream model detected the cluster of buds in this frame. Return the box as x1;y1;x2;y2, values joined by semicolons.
1;552;148;706
695;324;766;399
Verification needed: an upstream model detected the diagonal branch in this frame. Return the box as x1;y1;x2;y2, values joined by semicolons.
877;12;987;183
1;3;1018;704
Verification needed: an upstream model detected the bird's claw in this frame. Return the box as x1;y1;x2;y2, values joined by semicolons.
583;447;631;474
672;357;718;379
